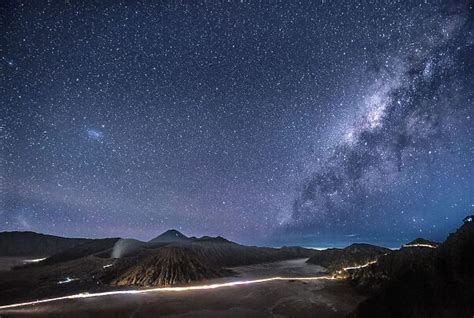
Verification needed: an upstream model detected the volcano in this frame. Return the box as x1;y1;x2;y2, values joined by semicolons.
110;246;229;287
148;229;190;244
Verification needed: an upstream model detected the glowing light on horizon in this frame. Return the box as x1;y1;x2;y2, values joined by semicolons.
0;276;335;310
402;244;437;249
303;246;330;251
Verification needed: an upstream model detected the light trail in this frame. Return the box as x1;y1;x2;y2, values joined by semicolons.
402;244;437;249
341;260;377;271
22;258;46;263
57;277;79;284
0;276;335;310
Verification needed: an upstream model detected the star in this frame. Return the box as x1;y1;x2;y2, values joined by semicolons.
2;1;472;246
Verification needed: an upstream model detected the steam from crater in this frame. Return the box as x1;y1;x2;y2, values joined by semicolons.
111;239;142;259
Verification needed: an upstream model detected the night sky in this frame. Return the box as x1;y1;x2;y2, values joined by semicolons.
2;1;473;247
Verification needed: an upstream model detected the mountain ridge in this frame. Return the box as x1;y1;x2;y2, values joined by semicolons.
306;243;391;270
0;231;91;257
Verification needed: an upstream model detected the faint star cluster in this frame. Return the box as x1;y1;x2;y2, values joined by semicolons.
2;1;473;245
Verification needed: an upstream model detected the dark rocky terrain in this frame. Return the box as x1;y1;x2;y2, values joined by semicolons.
103;234;315;287
110;246;230;286
306;243;391;271
348;221;474;318
0;231;90;257
0;259;362;318
1;223;472;317
176;238;314;267
0;229;318;305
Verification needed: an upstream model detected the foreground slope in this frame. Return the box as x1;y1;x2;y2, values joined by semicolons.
306;243;391;271
348;221;474;317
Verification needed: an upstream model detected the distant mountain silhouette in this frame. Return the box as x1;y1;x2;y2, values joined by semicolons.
195;235;231;243
403;237;439;247
39;238;121;266
149;229;190;243
0;231;90;257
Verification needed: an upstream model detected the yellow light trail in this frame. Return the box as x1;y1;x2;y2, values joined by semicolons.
0;276;335;310
341;260;377;271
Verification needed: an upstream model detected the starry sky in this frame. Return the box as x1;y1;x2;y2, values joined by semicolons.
2;1;473;247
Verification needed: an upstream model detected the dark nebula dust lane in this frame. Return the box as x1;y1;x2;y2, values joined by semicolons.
2;1;473;245
289;7;474;240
